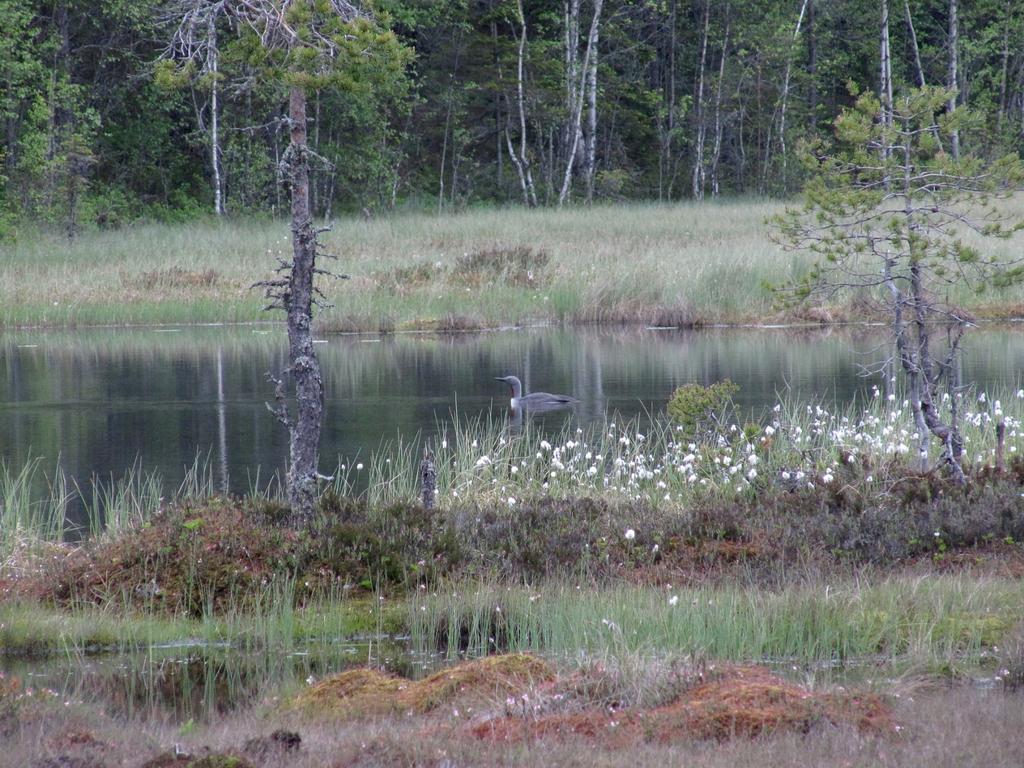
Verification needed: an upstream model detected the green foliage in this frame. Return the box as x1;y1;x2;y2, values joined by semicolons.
667;380;739;436
2;2;1024;223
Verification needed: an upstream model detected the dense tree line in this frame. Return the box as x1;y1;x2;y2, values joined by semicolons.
2;0;1023;234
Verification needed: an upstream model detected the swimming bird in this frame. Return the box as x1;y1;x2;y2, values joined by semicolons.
494;375;578;410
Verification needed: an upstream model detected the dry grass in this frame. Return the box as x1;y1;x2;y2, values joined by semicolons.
7;198;1023;330
5;672;1023;768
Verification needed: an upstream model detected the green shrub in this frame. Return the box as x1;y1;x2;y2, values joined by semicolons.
667;380;739;436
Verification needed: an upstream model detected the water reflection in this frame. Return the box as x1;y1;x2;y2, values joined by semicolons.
2;325;1023;506
0;640;442;723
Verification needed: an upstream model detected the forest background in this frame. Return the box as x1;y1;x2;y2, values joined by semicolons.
3;0;1023;238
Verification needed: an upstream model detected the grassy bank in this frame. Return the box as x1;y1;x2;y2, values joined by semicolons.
4;199;1024;330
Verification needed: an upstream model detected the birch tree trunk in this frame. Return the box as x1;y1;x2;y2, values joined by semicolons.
903;0;926;87
880;0;893;124
658;0;677;201
583;11;599;204
997;0;1010;131
948;0;960;159
777;0;809;191
505;0;538;207
558;0;603;206
691;0;710;200
710;22;729;197
208;13;223;215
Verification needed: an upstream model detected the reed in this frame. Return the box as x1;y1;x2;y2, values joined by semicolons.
408;575;1024;668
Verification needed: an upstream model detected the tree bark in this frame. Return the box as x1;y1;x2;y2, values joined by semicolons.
691;0;710;200
506;0;538;207
997;0;1011;131
558;0;602;206
710;21;729;197
658;0;677;201
583;6;600;204
284;85;324;525
880;0;893;125
208;12;223;216
777;0;810;191
903;0;926;88
948;0;960;159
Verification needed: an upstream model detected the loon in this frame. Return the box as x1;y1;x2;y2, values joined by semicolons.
494;375;579;410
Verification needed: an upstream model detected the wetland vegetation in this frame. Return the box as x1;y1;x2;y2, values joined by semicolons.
5;199;1024;331
5;0;1024;762
4;384;1024;766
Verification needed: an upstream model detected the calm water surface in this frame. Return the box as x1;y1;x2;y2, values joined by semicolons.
2;324;1024;500
4;323;1023;723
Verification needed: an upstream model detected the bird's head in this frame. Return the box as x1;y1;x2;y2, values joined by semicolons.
494;375;522;398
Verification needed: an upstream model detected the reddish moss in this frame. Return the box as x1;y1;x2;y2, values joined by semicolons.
473;665;895;747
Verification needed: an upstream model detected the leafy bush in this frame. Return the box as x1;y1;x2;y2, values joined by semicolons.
667;380;739;437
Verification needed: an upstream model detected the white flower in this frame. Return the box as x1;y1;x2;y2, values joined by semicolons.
668;595;679;607
624;529;636;540
507;497;516;506
747;467;757;480
510;466;519;474
822;473;834;483
765;425;775;436
475;456;491;469
356;463;364;471
540;440;552;451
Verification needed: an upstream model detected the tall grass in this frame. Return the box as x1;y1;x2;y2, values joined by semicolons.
0;454;221;558
5;199;1024;329
0;458;70;558
409;575;1024;668
326;382;1024;509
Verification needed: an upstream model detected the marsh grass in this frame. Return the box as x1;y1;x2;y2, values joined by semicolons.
0;458;70;560
409;575;1024;669
332;382;1024;510
6;198;1024;329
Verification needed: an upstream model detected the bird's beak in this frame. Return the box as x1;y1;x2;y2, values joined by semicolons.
494;377;507;382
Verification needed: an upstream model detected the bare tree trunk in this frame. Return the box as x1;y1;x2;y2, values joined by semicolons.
691;0;710;200
506;0;538;207
281;85;324;524
208;13;223;216
710;22;729;197
493;20;503;192
880;0;893;119
438;33;463;214
948;0;960;159
880;0;893;184
777;0;810;191
583;10;599;203
558;0;603;206
903;0;926;87
998;0;1011;131
658;0;677;201
563;0;580;170
807;0;817;126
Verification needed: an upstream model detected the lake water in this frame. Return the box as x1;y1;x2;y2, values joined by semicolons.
2;324;1024;502
4;323;1022;724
